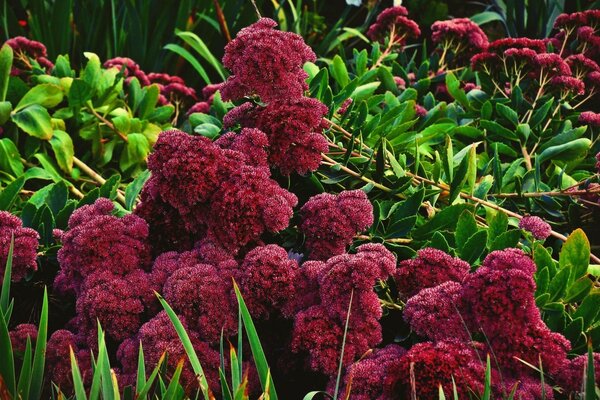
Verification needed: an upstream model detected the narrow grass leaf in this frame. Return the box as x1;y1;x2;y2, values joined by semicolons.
30;287;48;400
163;359;184;400
333;290;354;400
17;337;33;398
157;293;211;400
233;282;278;400
0;307;15;397
0;235;13;317
70;347;88;400
481;355;492;400
584;342;597;400
163;44;211;85
135;353;165;400
218;368;233;400
136;342;146;395
438;384;446;400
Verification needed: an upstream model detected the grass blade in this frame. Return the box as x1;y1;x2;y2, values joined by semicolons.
218;368;233;400
136;341;146;394
0;235;13;318
333;290;354;400
233;281;278;400
70;347;88;400
163;44;212;85
157;293;211;400
438;384;446;400
175;30;227;80
481;355;492;400
230;344;240;391
0;304;15;397
17;337;33;398
135;353;165;400
584;341;597;400
163;359;184;400
29;287;48;400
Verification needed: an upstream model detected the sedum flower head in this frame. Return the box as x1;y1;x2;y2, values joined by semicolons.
221;18;316;102
300;190;374;260
518;216;552;240
0;211;39;281
394;247;470;299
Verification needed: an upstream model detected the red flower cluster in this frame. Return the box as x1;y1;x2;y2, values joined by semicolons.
46;330;92;394
0;211;39;281
431;18;488;59
367;6;421;45
394;247;470;299
54;198;151;294
9;323;38;353
136;129;297;252
300;190;374;260
5;36;54;76
519;215;552;240
221;18;316;102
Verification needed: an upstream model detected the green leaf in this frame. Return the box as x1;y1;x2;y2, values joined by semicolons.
164;44;211;85
470;11;504;25
45;181;68;216
548;267;571;302
68;79;93;108
0;44;13;102
99;175;121;201
530;98;554;129
378;67;398;94
560;229;590;287
455;210;477;252
584;344;597;400
0;138;24;177
119;134;150;173
0;176;25;211
11;105;53;140
572;292;600;328
480;119;519;141
0;237;13;317
125;170;150;211
331;55;350;87
0;304;16;397
233;282;278;400
34;153;63;183
535;267;550;297
70;347;88;400
490;230;521;251
49;130;74;173
496;103;519;127
445;72;469;109
536;138;591;165
486;209;508;248
564;277;593;303
0;101;11;124
175;30;227;81
16;337;33;399
413;204;471;239
15;84;64;111
534;243;556;277
461;230;488;264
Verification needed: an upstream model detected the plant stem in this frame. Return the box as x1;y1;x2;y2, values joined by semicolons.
87;105;129;142
213;0;232;42
73;157;127;205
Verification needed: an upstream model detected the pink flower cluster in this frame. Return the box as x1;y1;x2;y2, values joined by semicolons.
367;6;421;45
220;18;329;176
103;57;199;109
392;248;580;398
136;129;297;253
0;211;39;281
5;36;54;76
519;215;552;240
431;18;489;59
300;190;374;260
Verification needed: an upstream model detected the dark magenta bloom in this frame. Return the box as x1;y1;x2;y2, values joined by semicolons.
0;211;39;281
300;190;374;260
404;281;469;342
55;198;151;294
163;264;237;342
367;7;420;45
431;18;488;56
9;323;38;353
556;353;600;393
215;128;270;172
103;57;150;86
238;244;299;319
394;247;469;299
519;216;553;240
221;18;316;102
46;330;92;394
329;344;407;400
5;36;54;75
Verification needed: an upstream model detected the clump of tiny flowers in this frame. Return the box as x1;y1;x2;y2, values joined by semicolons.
0;211;39;281
300;190;374;260
431;18;488;63
5;37;54;76
367;6;421;46
519;215;552;240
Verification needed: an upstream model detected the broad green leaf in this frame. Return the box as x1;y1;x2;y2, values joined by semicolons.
49;130;74;173
0;44;13;102
119;134;150;173
461;230;488;264
0;138;24;177
15;84;63;111
471;11;504;25
486;209;507;248
455;210;477;252
559;229;590;287
564;277;593;303
125;169;150;211
489;230;520;251
331;55;350;87
0;101;11;124
68;79;93;108
572;292;600;328
12;105;53;140
0;176;25;211
530;98;553;129
548;267;571;302
413;204;471;239
480;119;519;141
496;103;519;127
537;138;591;165
445;72;469;109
